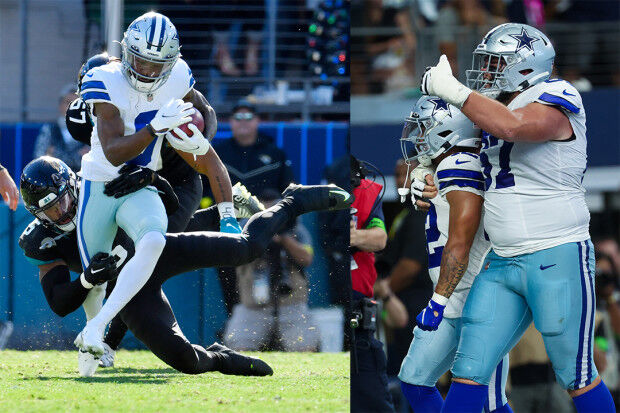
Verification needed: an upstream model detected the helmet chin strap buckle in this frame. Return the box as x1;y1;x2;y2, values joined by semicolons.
397;187;410;204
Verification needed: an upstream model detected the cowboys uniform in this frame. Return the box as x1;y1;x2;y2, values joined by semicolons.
453;23;595;392
397;96;510;411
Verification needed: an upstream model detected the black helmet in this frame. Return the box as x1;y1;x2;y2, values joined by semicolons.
20;156;78;232
77;52;111;90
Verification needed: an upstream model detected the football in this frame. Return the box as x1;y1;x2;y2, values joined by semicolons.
169;109;204;139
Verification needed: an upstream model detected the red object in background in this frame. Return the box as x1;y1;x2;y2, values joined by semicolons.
169;109;205;139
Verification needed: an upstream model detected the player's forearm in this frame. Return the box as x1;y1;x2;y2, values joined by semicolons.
435;242;470;298
199;149;233;204
100;126;155;166
461;92;525;141
40;265;90;317
185;89;217;139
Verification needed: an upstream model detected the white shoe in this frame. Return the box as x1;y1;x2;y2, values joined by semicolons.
74;323;105;357
78;349;99;377
99;342;115;368
232;182;265;218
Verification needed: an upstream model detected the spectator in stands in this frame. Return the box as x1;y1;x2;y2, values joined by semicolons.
223;190;319;352
374;159;432;378
214;101;294;316
33;84;89;171
208;1;265;76
214;101;294;197
433;0;505;77
352;0;417;94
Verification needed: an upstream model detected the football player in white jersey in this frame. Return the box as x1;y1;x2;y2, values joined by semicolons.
74;12;237;357
419;23;615;412
397;96;511;413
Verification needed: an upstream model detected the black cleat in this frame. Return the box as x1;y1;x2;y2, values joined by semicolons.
281;183;354;214
207;342;273;377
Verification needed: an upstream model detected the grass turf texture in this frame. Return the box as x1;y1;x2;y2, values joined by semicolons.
0;350;349;412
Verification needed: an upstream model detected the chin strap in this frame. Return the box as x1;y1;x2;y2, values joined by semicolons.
398;162;412;203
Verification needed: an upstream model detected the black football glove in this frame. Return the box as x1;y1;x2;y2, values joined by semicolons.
81;252;120;289
104;164;155;198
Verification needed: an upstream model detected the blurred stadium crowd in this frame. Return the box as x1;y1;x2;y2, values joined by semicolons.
351;0;620;95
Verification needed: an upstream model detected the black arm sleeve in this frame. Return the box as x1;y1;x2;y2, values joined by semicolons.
152;173;180;216
40;265;90;317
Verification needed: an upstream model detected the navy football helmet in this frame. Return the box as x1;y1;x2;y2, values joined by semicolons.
20;157;78;233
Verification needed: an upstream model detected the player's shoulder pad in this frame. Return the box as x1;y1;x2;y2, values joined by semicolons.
436;152;485;195
534;79;582;115
18;219;63;265
80;64;113;105
170;58;195;97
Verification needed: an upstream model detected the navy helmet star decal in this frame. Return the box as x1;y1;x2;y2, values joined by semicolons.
509;27;539;52
427;97;452;118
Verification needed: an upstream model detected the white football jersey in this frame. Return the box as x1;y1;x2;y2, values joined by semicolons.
79;58;196;181
426;152;491;318
481;79;590;257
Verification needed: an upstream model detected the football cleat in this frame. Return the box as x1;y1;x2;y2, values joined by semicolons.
207;342;273;377
282;183;354;214
99;342;116;368
74;323;105;357
78;349;99;377
232;182;265;218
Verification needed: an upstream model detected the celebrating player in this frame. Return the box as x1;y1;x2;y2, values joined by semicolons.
419;23;615;412
19;156;352;376
397;96;510;412
75;12;236;357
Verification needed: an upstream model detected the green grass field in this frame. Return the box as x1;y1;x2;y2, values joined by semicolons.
0;350;349;412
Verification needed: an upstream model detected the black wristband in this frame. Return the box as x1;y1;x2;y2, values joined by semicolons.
146;123;158;138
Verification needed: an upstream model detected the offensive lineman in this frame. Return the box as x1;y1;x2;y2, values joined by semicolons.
419;23;615;412
19;156;352;376
397;96;511;412
75;12;235;356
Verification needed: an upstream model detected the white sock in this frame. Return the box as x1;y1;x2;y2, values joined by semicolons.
88;231;166;331
82;282;106;321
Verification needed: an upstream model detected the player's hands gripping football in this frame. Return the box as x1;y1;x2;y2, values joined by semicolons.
81;252;120;289
165;122;210;156
104;164;155;198
421;55;472;108
415;293;448;331
149;99;194;136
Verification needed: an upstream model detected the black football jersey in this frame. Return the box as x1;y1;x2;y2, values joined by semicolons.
65;98;92;146
19;219;135;274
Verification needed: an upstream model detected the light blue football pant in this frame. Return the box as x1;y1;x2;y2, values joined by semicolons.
76;180;167;268
453;240;598;390
399;317;509;411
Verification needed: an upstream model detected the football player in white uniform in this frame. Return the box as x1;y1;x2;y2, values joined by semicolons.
74;12;237;357
397;96;510;413
419;23;615;412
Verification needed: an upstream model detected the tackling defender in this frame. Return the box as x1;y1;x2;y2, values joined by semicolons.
75;12;236;356
419;23;615;412
397;96;510;413
19;156;352;376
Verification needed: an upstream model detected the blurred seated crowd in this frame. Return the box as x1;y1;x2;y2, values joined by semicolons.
351;0;620;94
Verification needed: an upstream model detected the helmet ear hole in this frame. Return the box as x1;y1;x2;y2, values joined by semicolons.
519;69;533;75
437;130;452;138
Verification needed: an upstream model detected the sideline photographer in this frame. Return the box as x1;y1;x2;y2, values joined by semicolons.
223;190;319;352
350;156;393;412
